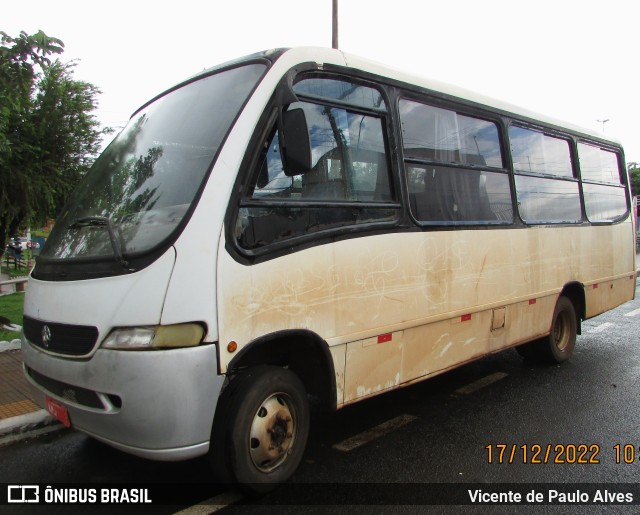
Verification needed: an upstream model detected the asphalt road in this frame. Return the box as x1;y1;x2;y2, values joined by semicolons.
1;277;639;514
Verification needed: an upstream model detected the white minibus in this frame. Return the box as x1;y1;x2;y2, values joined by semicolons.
22;47;636;492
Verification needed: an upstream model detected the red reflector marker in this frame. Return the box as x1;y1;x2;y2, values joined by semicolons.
529;299;537;305
593;284;599;289
461;314;472;322
377;333;392;344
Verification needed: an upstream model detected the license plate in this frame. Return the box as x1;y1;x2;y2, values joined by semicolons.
45;396;71;428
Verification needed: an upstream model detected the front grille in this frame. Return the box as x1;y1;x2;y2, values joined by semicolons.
23;316;99;356
26;366;105;409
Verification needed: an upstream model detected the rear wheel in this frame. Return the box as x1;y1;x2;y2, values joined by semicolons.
517;296;577;363
210;365;309;494
544;296;577;363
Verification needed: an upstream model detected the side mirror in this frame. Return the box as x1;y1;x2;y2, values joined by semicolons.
280;108;312;177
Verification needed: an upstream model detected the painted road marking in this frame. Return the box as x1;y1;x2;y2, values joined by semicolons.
173;490;245;515
624;308;640;317
587;322;615;333
333;414;417;452
453;372;509;396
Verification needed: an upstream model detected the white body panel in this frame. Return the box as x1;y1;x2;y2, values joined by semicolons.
25;248;176;342
217;221;636;406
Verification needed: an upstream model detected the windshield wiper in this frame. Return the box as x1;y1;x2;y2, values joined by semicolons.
69;216;129;269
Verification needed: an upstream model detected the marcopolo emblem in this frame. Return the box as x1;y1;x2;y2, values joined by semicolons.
42;325;52;348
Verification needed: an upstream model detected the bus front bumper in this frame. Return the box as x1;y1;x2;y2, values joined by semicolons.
21;341;224;461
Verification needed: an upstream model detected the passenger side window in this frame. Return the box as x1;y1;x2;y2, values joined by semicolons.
510;127;573;177
236;78;397;252
399;99;512;224
401;101;503;168
509;126;581;224
406;165;513;223
578;143;627;222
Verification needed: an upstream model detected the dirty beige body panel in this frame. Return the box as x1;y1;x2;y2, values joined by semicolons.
218;220;635;408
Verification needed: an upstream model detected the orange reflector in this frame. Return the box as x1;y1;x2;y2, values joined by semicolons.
378;333;392;344
461;314;472;322
227;341;238;353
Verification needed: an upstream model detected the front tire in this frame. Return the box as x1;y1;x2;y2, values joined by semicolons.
210;365;309;494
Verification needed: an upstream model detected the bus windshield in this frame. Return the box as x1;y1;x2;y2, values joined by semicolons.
40;63;266;264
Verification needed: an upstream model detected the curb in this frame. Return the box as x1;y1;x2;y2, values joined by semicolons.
0;340;21;352
0;339;56;443
0;411;62;447
0;409;53;436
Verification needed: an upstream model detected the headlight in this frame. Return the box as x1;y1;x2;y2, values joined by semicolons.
101;324;205;350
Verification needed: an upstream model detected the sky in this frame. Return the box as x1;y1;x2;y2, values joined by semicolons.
4;0;639;163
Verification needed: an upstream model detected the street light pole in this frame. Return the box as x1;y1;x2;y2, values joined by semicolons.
597;118;610;132
332;0;339;49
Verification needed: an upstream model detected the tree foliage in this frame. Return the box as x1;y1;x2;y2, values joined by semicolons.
0;30;108;255
628;163;640;198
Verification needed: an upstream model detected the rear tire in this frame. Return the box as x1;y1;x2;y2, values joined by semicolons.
543;296;577;363
210;365;309;494
517;296;577;363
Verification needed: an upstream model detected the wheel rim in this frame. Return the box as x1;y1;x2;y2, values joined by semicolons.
553;311;570;352
249;393;296;472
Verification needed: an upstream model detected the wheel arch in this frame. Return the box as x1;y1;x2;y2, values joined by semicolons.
226;329;337;412
559;281;585;335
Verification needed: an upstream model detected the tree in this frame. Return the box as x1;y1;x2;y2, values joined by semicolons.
0;30;108;257
628;163;640;198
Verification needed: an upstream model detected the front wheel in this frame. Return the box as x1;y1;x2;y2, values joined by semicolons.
210;365;309;494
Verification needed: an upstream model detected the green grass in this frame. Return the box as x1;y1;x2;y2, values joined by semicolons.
0;259;35;279
1;265;30;278
0;293;24;341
